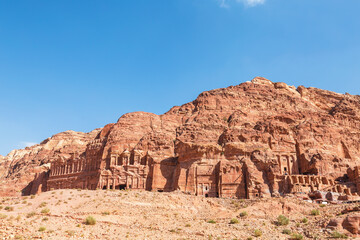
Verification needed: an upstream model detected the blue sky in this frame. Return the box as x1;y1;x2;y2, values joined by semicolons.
1;0;360;155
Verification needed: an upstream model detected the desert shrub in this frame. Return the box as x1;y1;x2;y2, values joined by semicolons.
102;211;110;216
5;206;14;211
15;215;21;221
331;231;348;239
0;205;3;210
185;224;191;227
30;195;35;199
85;216;96;225
240;211;248;217
230;218;239;224
254;229;262;237
301;218;308;224
26;212;36;218
277;215;289;226
311;209;320;216
207;219;216;224
14;235;23;240
282;229;291;235
0;214;7;219
247;238;253;240
42;217;49;221
39;202;47;208
38;226;46;232
319;203;326;208
22;201;27;204
41;208;50;214
291;233;303;240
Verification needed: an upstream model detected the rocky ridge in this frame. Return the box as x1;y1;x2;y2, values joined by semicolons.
1;77;360;198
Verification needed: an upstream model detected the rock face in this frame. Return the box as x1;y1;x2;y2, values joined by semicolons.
0;130;100;196
1;77;360;198
342;215;360;234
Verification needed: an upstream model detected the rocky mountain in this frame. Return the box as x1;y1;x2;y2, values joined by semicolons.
1;77;360;198
0;130;100;196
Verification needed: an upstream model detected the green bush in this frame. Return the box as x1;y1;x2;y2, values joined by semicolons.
41;208;50;214
185;223;191;227
277;215;289;226
331;231;348;239
230;218;239;224
311;209;320;216
39;202;47;208
207;219;216;224
26;212;36;218
85;216;96;225
301;217;308;223
319;203;326;208
101;211;110;216
291;233;303;240
240;211;248;217
282;229;291;235
254;229;262;237
38;226;46;232
4;206;14;211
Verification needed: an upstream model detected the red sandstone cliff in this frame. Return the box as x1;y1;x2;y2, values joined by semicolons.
1;77;360;197
0;130;100;196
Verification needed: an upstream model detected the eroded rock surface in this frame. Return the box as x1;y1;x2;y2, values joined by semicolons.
1;77;360;201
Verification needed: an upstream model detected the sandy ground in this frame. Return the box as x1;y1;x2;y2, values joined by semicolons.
0;189;357;239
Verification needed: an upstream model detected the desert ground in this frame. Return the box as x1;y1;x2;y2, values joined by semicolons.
0;189;356;239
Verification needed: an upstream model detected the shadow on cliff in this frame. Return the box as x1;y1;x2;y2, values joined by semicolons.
22;171;49;196
159;157;178;192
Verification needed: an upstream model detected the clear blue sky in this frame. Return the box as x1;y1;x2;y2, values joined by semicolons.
1;0;360;155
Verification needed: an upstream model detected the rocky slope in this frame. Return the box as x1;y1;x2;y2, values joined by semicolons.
1;77;360;197
0;189;350;239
